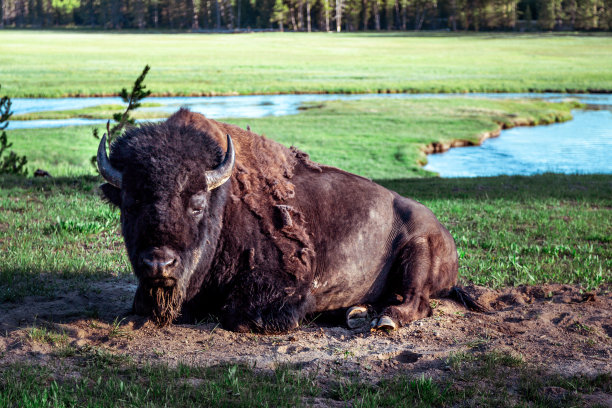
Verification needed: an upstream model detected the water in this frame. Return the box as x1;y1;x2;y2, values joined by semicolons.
10;93;612;130
424;110;612;177
7;92;612;177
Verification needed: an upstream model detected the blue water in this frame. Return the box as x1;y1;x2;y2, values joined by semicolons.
7;92;612;177
424;110;612;177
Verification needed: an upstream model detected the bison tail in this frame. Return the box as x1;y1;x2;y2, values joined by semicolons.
447;286;489;313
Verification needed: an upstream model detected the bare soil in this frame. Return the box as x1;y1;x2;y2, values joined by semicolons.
1;281;611;387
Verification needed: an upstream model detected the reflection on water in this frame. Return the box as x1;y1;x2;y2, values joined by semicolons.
424;110;612;177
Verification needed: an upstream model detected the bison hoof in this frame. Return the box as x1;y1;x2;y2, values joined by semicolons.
371;316;397;331
346;306;369;329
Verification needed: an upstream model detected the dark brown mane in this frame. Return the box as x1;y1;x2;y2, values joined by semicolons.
166;109;315;282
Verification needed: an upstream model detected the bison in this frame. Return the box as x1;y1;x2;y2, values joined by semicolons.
97;108;479;333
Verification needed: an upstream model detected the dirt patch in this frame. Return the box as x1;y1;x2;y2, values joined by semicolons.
1;282;610;382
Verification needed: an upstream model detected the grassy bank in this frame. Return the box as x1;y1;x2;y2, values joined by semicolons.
8;97;579;179
1;31;611;97
12;103;165;121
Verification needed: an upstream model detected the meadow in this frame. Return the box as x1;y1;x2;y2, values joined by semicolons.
1;32;611;406
1;31;612;97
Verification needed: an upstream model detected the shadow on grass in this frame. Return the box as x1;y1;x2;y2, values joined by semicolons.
1;174;101;193
3;173;611;201
376;173;612;202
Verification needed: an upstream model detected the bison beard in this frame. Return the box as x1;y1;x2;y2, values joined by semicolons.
147;285;184;327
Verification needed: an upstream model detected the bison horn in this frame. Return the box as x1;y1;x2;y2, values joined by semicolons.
97;133;123;188
205;134;235;191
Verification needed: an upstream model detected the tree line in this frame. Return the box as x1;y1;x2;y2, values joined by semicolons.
1;0;611;31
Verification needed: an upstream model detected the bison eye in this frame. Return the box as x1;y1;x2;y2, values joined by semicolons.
122;196;142;215
189;192;208;216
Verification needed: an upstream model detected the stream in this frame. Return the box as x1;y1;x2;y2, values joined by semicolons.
8;93;612;177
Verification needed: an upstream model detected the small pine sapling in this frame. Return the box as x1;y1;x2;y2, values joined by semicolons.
91;65;152;169
0;85;28;176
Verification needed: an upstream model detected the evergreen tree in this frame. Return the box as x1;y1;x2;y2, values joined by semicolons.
524;4;532;30
271;0;288;29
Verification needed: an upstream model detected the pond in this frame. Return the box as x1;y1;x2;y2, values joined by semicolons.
8;93;612;177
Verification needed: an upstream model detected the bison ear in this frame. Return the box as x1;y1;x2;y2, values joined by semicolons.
100;183;122;207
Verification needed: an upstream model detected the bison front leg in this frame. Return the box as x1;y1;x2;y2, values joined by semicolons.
220;276;314;334
373;236;456;331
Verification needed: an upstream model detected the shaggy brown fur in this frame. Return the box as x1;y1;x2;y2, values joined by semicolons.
101;108;476;333
166;109;316;289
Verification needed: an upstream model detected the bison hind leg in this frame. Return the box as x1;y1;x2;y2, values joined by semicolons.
374;292;433;331
373;235;456;331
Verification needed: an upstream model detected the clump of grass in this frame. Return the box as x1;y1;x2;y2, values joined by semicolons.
25;324;68;347
446;349;524;373
445;350;476;370
45;216;113;235
107;317;132;340
518;370;612;407
77;345;132;368
568;321;595;336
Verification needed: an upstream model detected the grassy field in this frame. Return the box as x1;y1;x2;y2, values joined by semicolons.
1;96;611;406
1;31;612;97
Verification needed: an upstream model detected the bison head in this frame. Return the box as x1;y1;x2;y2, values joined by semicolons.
97;121;234;325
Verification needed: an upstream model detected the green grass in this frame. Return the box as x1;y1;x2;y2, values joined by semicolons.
12;103;164;121
25;324;69;347
0;350;609;407
0;359;319;407
1;31;611;97
5;126;101;176
0;176;129;302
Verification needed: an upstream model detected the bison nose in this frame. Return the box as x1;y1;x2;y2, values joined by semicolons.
140;247;179;278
